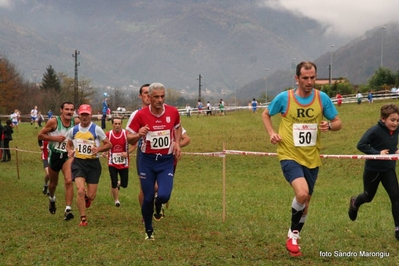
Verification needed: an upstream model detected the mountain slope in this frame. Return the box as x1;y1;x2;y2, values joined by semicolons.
0;0;345;92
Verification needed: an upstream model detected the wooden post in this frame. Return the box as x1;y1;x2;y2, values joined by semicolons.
222;143;226;222
16;146;20;180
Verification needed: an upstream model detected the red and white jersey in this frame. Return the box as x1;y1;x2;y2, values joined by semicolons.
41;140;48;160
127;104;181;155
106;129;129;169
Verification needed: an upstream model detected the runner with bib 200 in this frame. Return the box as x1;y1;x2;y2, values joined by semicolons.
127;82;182;241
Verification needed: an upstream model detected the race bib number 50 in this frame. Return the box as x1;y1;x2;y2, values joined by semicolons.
146;130;171;150
293;123;317;147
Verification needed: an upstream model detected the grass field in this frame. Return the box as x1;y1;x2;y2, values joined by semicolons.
1;101;398;265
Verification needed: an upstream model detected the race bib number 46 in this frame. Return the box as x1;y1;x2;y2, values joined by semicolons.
293;123;317;147
146;130;171;150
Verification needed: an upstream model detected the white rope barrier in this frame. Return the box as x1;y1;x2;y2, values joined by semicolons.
4;147;399;160
183;150;399;160
318;154;399;160
224;150;399;160
181;151;225;157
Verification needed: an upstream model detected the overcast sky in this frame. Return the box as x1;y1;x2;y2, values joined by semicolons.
263;0;398;36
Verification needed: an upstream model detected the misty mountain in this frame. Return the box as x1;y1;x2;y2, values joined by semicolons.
236;22;399;101
0;0;350;96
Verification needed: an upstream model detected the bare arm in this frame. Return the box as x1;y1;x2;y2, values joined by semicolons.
180;133;190;148
262;108;281;145
92;138;112;155
173;126;182;160
127;125;149;145
37;117;66;143
319;116;343;132
66;139;74;158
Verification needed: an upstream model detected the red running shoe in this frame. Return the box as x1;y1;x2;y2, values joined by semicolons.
286;230;301;254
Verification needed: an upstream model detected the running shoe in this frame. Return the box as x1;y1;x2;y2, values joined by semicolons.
153;204;165;221
85;194;92;208
145;230;155;240
348;196;358;221
42;185;48;195
286;230;301;254
49;199;56;214
64;209;74;221
79;219;88;226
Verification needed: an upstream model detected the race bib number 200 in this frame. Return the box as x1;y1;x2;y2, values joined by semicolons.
146;130;171;150
293;123;317;147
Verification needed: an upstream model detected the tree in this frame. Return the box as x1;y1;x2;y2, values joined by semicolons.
368;67;396;90
40;65;61;91
0;55;24;113
166;88;182;106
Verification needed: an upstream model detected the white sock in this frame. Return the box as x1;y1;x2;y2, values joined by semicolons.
49;196;56;202
65;206;71;212
292;198;305;211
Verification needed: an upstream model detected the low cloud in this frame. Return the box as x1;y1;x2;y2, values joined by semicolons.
262;0;398;36
0;0;11;8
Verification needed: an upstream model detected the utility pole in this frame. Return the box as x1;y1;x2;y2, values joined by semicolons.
291;58;296;89
381;26;387;68
198;74;203;100
72;50;80;107
329;45;335;85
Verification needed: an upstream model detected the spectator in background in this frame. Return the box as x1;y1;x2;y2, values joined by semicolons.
336;92;343;106
102;98;108;129
251;98;258;113
31;105;38;128
2;119;13;162
197;100;203;117
356;91;363;105
219;100;225;116
186;104;191;118
368;90;373;104
206;101;212;116
10;109;19;132
47;109;53;120
37;111;45;127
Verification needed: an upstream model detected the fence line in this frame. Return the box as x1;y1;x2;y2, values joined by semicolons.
3;146;399;159
3;145;399;221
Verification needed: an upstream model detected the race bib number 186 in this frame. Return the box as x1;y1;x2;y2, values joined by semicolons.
76;139;95;155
